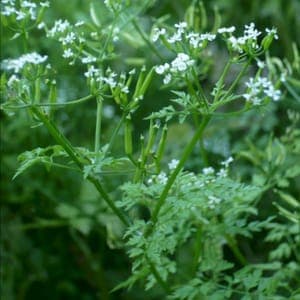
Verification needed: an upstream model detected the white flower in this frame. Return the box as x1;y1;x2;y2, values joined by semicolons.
264;85;281;101
2;52;48;73
81;55;96;64
167;32;183;43
175;22;187;31
208;195;222;208
228;23;262;53
163;73;171;84
40;1;50;7
84;65;100;78
170;53;194;72
244;22;261;39
62;48;74;58
21;1;36;8
221;156;234;168
152;28;166;42
186;32;201;48
2;0;15;5
59;32;76;45
37;22;45;29
157;172;168;185
266;28;278;40
200;33;216;41
7;74;19;87
16;11;26;20
218;26;236;34
48;19;70;37
217;168;227;178
243;76;281;104
155;63;169;74
1;6;16;16
99;74;117;88
120;85;129;94
257;60;265;69
203;167;215;175
129;69;136;75
280;73;287;83
168;159;179;170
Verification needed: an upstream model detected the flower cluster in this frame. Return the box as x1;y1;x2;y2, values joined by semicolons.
84;66;132;95
152;21;216;48
207;195;222;209
147;172;168;185
1;52;48;73
155;53;194;84
168;159;179;170
1;0;49;21
46;19;87;63
226;23;279;54
103;0;122;12
243;76;281;105
226;22;262;53
147;159;180;185
202;156;234;179
152;21;279;86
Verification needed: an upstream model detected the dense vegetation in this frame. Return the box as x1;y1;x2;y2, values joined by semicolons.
1;0;299;299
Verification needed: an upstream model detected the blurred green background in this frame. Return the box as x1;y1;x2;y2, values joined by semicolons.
1;0;299;299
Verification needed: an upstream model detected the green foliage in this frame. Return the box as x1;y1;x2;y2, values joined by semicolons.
1;0;300;299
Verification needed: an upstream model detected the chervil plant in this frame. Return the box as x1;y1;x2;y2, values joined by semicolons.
1;0;299;299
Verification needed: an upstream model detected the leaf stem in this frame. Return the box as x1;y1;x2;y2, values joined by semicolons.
104;113;127;156
3;94;95;109
213;60;232;102
221;59;251;101
150;115;211;228
145;255;171;293
131;19;164;61
95;96;103;152
225;235;247;266
30;107;130;227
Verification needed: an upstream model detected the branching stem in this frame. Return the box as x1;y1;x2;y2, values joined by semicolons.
149;115;211;229
30;106;130;227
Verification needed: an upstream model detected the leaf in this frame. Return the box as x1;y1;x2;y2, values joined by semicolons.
56;203;79;219
13;146;68;179
70;218;92;235
269;243;292;260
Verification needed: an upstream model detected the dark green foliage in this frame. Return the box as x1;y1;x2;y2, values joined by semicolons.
1;0;300;299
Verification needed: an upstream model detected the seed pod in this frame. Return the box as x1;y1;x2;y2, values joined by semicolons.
156;124;168;164
124;114;133;155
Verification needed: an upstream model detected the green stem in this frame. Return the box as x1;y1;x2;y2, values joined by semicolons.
87;176;130;226
30;107;130;227
192;226;202;275
221;59;251;101
225;235;247;266
150;115;211;228
131;19;164;61
213;60;232;102
191;67;209;110
5;94;95;109
31;107;83;168
104;113;126;156
145;255;171;293
15;220;68;230
95;97;103;152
